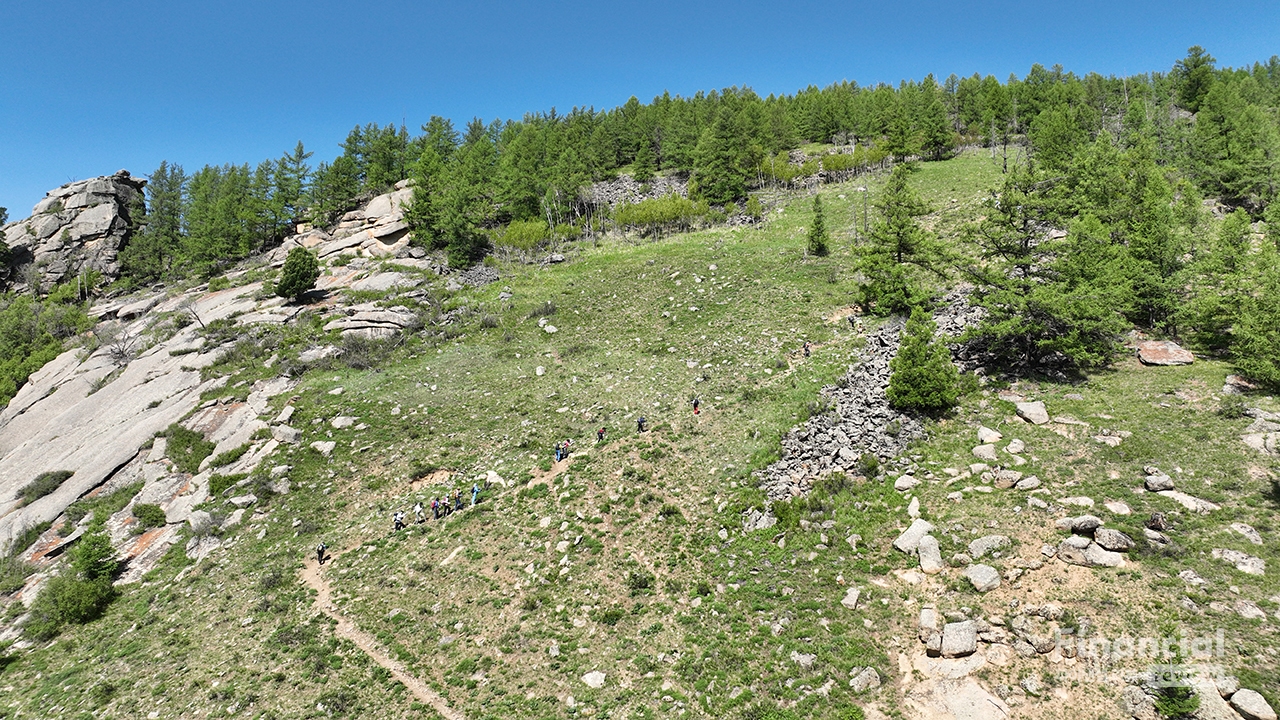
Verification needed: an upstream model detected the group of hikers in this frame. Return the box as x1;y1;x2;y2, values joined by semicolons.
392;484;480;531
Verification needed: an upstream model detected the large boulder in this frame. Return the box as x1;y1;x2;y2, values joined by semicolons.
1136;340;1194;366
2;170;146;290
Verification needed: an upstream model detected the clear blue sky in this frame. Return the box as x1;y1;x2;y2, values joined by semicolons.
2;0;1277;217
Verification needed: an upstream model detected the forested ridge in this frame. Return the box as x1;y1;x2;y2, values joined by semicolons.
4;47;1280;394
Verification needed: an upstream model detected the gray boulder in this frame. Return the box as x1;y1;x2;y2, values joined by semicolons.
1231;689;1278;720
941;621;978;658
1094;528;1134;552
848;667;881;692
893;519;935;554
1144;473;1175;492
1015;401;1050;425
965;564;1001;592
918;535;945;574
968;535;1011;559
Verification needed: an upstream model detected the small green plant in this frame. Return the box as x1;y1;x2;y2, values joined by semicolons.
1218;393;1247;418
593;607;626;626
207;276;231;292
526;301;557;319
1153;684;1200;719
164;424;215;475
207;443;250;469
16;470;73;507
132;503;166;530
626;570;655;596
276;247;320;301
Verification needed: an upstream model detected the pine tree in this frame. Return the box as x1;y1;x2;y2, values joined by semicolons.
857;164;938;314
965;166;1129;368
1234;243;1280;389
276;247;319;302
887;307;960;414
121;161;187;282
808;195;829;256
632;141;656;183
404;116;458;250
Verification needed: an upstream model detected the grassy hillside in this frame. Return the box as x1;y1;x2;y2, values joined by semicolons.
2;151;1276;720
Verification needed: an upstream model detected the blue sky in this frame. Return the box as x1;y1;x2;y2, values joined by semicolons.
2;0;1277;216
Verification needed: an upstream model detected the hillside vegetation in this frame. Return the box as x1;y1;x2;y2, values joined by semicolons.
0;47;1277;720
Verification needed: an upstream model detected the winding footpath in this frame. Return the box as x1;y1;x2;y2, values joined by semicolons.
300;555;466;720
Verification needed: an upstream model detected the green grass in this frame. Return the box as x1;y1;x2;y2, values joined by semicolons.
4;150;1276;718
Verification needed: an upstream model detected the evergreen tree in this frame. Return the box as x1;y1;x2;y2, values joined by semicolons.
121;161;187;282
1234;242;1280;389
70;524;119;582
404;116;458;249
632;140;656;183
808;195;829;256
1181;208;1252;349
965;166;1129;368
437;118;498;267
1192;80;1280;206
275;141;313;226
917;91;954;160
308;156;361;225
857;165;938;314
1174;46;1217;112
887;307;961;414
276;247;319;301
692;111;753;204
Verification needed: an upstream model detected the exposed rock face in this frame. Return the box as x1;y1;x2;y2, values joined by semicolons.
2;170;146;291
1136;340;1194;366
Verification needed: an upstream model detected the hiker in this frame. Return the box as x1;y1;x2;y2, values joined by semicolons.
563;438;573;456
471;484;479;507
317;542;327;565
414;501;425;524
554;442;562;462
454;490;464;511
637;416;646;432
597;427;606;442
692;397;700;415
803;341;811;358
848;316;857;331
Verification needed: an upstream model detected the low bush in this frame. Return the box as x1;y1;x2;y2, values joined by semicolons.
164;424;215;475
132;504;166;530
16;470;73;507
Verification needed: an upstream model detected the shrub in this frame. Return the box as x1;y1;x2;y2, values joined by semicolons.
1153;685;1200;719
0;555;34;595
132;503;167;530
207;442;250;469
496;219;550;252
209;473;246;497
275;247;320;301
207;276;231;292
626;570;655;596
887;308;960;415
594;607;626;626
526;301;557;319
24;575;117;641
1218;393;1248;419
16;471;73;507
164;424;215;475
745;196;764;220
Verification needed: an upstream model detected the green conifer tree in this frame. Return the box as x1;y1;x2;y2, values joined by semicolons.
887;308;960;414
276;247;320;302
808;195;829;256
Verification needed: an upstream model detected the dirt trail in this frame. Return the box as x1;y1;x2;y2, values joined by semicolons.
300;555;465;720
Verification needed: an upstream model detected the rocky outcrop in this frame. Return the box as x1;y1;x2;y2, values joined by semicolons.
2;170;145;291
272;180;415;263
1136;340;1194;366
